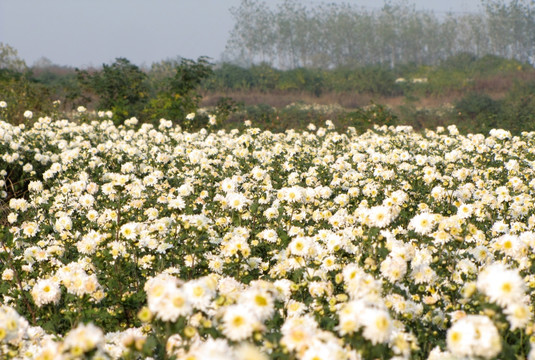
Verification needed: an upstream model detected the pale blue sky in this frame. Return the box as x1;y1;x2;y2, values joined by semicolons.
0;0;483;68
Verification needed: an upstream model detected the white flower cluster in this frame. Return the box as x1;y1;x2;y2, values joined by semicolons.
2;111;535;359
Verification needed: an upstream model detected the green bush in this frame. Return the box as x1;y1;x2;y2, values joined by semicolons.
76;58;149;123
0;69;54;124
455;92;501;119
277;68;324;96
340;103;398;132
208;63;255;91
143;57;213;128
499;81;535;134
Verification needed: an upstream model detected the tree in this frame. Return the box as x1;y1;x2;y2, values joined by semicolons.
144;56;214;126
77;58;149;122
224;0;275;66
482;0;535;62
0;43;27;72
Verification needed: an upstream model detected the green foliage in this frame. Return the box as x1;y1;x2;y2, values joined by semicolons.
206;62;254;91
143;56;213;127
454;92;502;134
0;43;27;72
214;96;242;123
439;52;478;72
209;63;402;96
0;69;54;124
76;58;149;123
30;66;82;108
471;54;526;75
249;63;280;92
455;92;502;119
500;81;535;134
341;103;399;132
244;103;276;123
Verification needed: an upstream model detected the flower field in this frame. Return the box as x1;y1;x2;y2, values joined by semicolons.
1;109;535;359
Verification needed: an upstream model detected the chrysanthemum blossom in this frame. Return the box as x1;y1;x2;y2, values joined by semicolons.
226;192;249;211
360;308;392;345
63;322;104;355
241;288;275;321
280;315;318;352
504;303;532;330
446;315;501;359
477;263;526;308
31;278;61;307
222;305;257;341
368;205;394;228
408;213;436;235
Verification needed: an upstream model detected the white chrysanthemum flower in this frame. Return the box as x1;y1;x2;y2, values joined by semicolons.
288;236;311;257
1;269;14;281
221;177;237;193
28;180;43;192
284;186;303;203
368;205;393;228
79;193;94;208
7;212;17;224
240;288;274;321
336;300;366;336
63;322;104;355
235;342;269;360
108;241;127;259
380;256;407;283
456;203;473;219
76;230;102;255
263;207;279;220
281;315;317;352
0;305;28;344
408;213;435;235
360;308;392;345
494;234;525;259
145;274;180;312
54;215;72;233
158;286;192;322
491;220;509;234
168;195;185;210
9;198;29;212
217;277;244;302
183;277;216;311
226;192;249;211
477;263;525;308
86;209;98;222
222;305;257;341
31;278;61;307
446;315;501;359
504;303;531;330
120;222;138;240
22;221;39;237
301;338;347;360
187;338;233;360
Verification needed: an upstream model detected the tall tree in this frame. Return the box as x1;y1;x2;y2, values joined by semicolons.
224;0;275;66
0;43;27;72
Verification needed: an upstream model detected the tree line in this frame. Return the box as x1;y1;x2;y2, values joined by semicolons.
0;43;216;126
223;0;535;69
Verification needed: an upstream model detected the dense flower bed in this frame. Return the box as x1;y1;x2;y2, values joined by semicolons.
1;109;535;359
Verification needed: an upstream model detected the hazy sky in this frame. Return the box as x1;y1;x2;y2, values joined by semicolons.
1;0;483;68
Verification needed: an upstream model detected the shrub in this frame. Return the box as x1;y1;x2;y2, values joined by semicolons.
76;58;149;123
143;57;213;128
